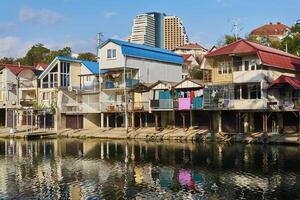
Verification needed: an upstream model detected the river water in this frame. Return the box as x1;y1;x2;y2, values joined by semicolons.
0;139;299;200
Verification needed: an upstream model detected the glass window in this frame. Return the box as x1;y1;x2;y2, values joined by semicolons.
244;61;249;71
60;62;70;87
107;49;116;59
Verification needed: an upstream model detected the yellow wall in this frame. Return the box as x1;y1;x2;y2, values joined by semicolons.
210;57;233;84
69;62;82;87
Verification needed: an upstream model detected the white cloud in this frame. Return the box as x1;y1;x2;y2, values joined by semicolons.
0;36;34;58
19;7;64;25
102;11;117;19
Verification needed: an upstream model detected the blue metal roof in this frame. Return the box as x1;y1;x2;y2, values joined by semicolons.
56;56;108;75
101;39;184;65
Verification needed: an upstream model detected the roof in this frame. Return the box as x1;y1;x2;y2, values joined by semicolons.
175;43;207;51
206;39;300;71
250;22;290;36
269;75;300;89
150;80;177;90
81;61;104;74
101;39;184;65
39;56;105;79
36;63;48;70
129;82;154;93
174;78;204;88
182;54;192;61
0;64;36;75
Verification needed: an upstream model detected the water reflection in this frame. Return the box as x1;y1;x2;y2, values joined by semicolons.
0;139;299;199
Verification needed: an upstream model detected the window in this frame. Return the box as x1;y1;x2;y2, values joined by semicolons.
85;76;92;82
60;62;70;87
244;61;249;71
107;49;116;59
43;92;50;100
217;61;231;74
243;59;258;71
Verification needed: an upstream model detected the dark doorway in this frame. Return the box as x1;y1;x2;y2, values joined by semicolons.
66;115;83;129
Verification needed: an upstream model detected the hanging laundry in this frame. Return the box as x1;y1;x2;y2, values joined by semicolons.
190;90;195;103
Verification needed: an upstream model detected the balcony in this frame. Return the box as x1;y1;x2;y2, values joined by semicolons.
61;102;100;113
132;101;149;111
19;81;37;89
268;98;300;111
20;99;36;107
80;82;99;92
150;99;173;110
233;70;274;83
227;99;267;110
102;79;139;90
100;102;126;112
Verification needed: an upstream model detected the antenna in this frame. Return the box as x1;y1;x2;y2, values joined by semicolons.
97;32;103;46
229;18;243;39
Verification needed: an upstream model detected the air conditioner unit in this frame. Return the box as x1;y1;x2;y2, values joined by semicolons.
11;101;16;105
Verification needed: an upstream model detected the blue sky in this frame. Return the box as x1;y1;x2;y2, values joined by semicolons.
0;0;299;58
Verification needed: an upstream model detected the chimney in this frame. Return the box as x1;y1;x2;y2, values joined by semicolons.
277;22;281;24
269;22;273;25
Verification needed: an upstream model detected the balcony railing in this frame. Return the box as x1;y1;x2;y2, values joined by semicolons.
19;81;36;89
20;99;36;107
80;83;99;91
61;102;100;113
132;101;149;111
102;79;139;90
227;99;267;110
150;99;173;110
233;70;274;83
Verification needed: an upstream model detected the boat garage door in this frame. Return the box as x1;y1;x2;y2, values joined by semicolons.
66;115;83;129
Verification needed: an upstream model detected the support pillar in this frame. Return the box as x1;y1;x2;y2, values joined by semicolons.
115;114;117;128
139;112;142;128
131;112;135;129
154;113;158;131
218;111;222;133
181;113;186;129
263;113;267;133
106;114;109;130
145;113;148;128
172;110;176;128
190;110;193;128
100;113;104;128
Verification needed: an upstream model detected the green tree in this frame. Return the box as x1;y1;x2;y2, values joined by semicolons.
280;34;300;56
45;47;72;63
0;57;15;64
191;68;203;80
77;52;97;61
22;43;50;65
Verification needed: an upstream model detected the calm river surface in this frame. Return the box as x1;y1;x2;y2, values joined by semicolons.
0;139;299;200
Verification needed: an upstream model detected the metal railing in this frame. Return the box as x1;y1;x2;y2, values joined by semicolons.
61;102;100;113
102;79;139;89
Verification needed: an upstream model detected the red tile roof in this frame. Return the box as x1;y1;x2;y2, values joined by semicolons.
269;75;300;89
176;43;207;51
0;64;35;75
206;39;300;71
250;22;290;36
182;54;192;61
36;63;48;69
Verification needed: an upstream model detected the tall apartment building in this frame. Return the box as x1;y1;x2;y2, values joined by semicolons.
130;12;188;49
164;16;189;50
130;13;156;47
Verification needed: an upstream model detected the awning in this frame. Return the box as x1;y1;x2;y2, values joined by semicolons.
269;75;300;89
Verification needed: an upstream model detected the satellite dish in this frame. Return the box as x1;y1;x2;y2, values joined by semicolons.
68;86;73;92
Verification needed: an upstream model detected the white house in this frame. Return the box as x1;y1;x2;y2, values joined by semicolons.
98;39;183;128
